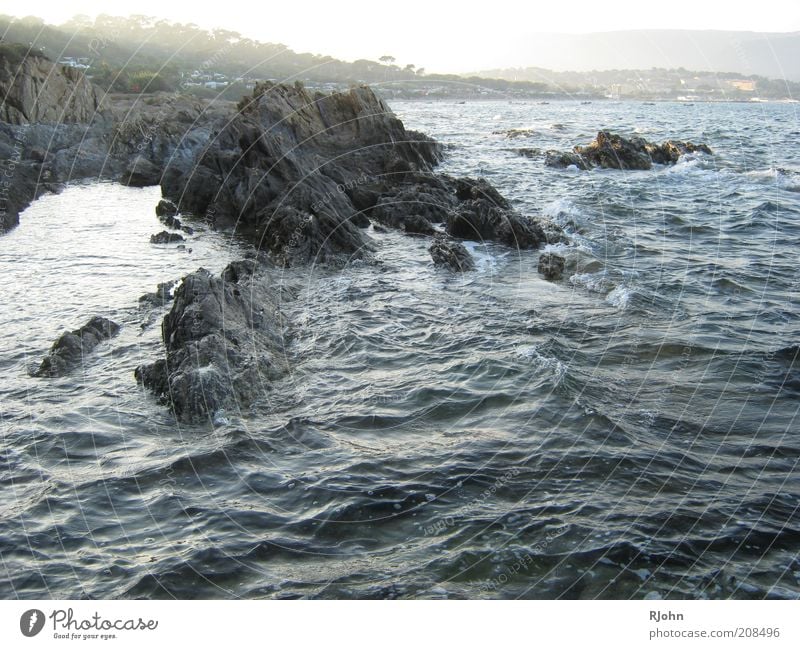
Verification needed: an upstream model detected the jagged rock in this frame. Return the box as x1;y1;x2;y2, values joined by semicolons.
134;263;288;424
429;236;475;272
546;131;713;171
33;316;120;377
160;82;441;265
150;231;185;244
538;253;566;280
453;177;510;208
544;150;588;170
0;45;102;124
371;186;453;229
447;199;546;249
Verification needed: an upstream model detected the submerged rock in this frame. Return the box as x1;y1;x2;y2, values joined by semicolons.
546;131;713;171
150;231;185;244
429;236;476;272
538;252;566;280
34;316;120;377
135;262;289;424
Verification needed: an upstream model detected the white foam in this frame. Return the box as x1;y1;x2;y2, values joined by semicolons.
605;285;633;310
514;344;567;384
569;271;614;294
745;167;800;192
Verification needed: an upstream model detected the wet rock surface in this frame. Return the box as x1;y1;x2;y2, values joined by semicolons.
546;130;713;171
135;261;289;424
429;236;476;272
150;231;185;244
33;316;120;377
538;252;566;280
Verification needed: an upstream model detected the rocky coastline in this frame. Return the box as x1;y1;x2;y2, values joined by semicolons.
3;47;715;424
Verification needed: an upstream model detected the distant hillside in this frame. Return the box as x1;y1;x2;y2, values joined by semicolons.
1;16;796;100
479;30;800;82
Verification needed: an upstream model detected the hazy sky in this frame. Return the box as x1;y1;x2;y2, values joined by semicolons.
6;0;800;72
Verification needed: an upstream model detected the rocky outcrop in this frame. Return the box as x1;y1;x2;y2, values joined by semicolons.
134;259;288;424
0;47;229;232
546;131;713;171
429;236;476;272
33;316;120;377
0;45;102;125
160;81;442;265
537;252;566;280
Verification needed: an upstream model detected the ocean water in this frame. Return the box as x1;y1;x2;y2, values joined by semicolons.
1;100;799;599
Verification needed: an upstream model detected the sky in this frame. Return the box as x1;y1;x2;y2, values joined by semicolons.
3;0;799;72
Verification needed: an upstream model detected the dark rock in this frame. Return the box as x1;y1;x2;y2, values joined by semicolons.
538;253;566;280
349;211;371;228
122;156;161;187
453;177;510;208
515;147;541;158
429;236;476;272
34;316;120;377
404;213;436;236
134;264;288;424
544;150;588;170
138;282;176;308
155;199;179;217
546;131;713;171
371;186;454;229
446;199;546;249
159;83;441;265
150;231;185;244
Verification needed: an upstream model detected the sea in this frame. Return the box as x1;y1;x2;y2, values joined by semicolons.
1;99;798;599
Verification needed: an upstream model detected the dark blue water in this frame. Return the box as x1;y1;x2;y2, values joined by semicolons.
1;100;799;599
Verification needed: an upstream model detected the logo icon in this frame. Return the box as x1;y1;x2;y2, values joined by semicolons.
20;609;45;637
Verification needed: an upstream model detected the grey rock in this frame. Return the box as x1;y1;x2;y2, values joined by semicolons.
150;231;185;244
429;236;476;272
34;316;120;377
538;253;566;280
134;263;289;424
0;47;103;124
155;199;179;217
122;157;161;187
546;131;713;171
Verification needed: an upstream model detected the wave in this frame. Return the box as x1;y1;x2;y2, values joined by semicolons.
745;167;800;192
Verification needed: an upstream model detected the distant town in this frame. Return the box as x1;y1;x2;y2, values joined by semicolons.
2;13;795;103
